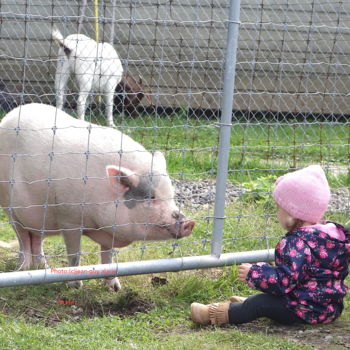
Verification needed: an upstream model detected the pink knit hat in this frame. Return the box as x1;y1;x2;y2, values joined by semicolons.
273;165;331;223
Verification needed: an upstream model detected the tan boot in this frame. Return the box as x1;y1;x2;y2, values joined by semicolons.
191;303;210;325
191;301;230;326
229;295;247;303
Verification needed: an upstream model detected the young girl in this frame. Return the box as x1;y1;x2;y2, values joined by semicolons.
191;165;350;326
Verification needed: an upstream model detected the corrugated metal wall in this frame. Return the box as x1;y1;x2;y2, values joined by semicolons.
0;0;349;115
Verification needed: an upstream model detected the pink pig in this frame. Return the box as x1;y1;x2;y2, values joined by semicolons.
0;103;194;291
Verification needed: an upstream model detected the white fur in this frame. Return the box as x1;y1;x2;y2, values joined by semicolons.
52;27;123;127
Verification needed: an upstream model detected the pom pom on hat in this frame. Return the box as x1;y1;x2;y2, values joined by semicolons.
273;165;330;223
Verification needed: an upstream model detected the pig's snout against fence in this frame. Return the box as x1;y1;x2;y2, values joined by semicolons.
180;220;195;238
171;212;195;238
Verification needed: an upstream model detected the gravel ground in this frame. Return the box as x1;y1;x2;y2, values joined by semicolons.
173;178;350;213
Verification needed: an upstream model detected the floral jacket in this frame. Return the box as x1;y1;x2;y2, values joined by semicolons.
246;222;350;324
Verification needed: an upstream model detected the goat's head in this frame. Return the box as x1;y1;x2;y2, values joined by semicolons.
114;72;153;114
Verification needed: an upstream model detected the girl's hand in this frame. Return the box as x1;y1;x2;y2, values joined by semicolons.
238;263;252;282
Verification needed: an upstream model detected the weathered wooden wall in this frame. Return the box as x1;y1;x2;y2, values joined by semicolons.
0;0;349;115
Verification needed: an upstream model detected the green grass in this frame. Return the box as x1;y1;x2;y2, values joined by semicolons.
0;265;318;350
0;203;349;349
0;109;349;349
2;109;349;184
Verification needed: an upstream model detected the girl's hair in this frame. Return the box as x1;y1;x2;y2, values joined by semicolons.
285;218;306;232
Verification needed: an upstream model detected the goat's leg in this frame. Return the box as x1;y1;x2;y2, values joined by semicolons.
55;54;70;111
104;91;115;127
77;90;91;121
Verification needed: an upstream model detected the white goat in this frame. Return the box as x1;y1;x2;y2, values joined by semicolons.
52;27;123;127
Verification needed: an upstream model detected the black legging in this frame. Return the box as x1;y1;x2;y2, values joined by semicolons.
228;293;305;325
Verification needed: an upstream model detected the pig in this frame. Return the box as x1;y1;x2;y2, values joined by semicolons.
0;103;194;291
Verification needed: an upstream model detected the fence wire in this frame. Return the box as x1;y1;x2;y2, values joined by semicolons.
0;0;349;283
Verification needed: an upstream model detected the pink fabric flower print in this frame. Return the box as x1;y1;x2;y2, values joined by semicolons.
291;272;299;280
318;314;326;322
306;281;317;291
279;239;287;250
319;248;328;259
251;270;260;279
332;259;340;267
268;276;277;284
260;280;269;289
307;241;317;249
334;281;342;292
296;240;304;250
282;277;289;286
326;241;335;249
296;310;305;318
289;249;297;257
327;305;334;312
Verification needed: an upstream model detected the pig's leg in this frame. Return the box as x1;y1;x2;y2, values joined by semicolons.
14;224;32;270
100;246;121;292
30;233;47;269
84;230;130;292
62;230;83;289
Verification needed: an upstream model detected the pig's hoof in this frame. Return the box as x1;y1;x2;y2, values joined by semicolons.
16;260;32;271
32;261;49;270
103;277;121;292
67;280;83;289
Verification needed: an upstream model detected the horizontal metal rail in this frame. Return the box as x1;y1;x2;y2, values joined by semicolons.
0;249;274;288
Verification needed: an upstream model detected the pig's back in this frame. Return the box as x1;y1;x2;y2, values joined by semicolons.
0;103;145;155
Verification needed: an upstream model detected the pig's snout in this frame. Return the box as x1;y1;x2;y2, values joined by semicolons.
172;212;195;238
181;219;195;237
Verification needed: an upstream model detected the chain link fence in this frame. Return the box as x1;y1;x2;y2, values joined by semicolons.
0;0;349;286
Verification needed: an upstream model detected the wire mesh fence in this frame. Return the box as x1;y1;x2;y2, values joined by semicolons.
0;0;349;286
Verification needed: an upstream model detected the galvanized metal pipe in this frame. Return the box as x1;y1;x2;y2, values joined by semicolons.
0;249;274;288
211;0;242;257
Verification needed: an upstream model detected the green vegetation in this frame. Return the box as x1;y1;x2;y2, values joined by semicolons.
0;109;349;349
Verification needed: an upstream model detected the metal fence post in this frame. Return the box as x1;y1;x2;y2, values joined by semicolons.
211;0;241;257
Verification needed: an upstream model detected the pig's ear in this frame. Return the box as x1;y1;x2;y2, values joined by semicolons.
106;165;136;190
152;151;167;171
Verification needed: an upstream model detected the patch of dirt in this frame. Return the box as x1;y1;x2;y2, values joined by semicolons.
235;320;350;349
83;290;154;318
4;289;155;327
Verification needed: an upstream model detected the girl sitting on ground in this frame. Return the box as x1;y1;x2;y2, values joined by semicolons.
191;165;350;326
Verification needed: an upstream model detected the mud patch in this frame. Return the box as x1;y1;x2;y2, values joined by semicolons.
83;289;154;318
3;288;154;326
